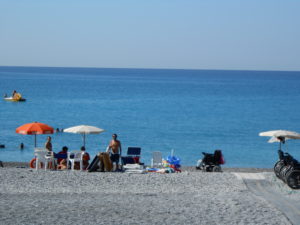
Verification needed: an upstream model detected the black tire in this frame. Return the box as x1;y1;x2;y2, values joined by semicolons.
283;166;293;183
280;166;289;182
212;165;221;172
274;160;284;178
204;166;212;172
286;170;300;189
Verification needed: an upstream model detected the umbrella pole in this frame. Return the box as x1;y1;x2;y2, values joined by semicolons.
83;133;86;148
35;134;37;147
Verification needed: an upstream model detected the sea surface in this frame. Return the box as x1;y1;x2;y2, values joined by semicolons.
1;66;300;167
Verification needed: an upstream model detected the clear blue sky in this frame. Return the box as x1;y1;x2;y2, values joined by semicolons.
1;0;300;71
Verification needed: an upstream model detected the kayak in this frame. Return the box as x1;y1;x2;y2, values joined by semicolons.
4;97;26;102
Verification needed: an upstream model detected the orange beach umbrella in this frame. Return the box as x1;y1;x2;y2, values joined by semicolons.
16;122;54;147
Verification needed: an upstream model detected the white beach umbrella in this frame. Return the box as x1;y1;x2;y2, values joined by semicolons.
64;125;105;147
259;130;300;139
259;130;300;149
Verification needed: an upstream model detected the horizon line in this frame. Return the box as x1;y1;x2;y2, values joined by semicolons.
0;65;300;73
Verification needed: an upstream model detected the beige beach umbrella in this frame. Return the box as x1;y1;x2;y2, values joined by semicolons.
63;125;105;148
259;130;300;149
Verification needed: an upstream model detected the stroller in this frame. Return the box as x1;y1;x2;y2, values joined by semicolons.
196;150;224;172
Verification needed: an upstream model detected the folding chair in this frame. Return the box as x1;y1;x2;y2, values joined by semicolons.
121;147;141;165
151;151;163;168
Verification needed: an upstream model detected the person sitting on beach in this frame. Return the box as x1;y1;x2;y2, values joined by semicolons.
56;146;68;170
56;146;69;170
73;146;90;170
56;146;68;164
81;146;90;170
106;134;122;171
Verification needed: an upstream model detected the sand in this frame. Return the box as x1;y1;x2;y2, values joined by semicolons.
0;165;291;225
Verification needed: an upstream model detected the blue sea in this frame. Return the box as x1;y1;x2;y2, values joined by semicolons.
1;66;300;168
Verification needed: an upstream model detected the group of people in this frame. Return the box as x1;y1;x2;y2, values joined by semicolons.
43;133;122;170
44;136;90;170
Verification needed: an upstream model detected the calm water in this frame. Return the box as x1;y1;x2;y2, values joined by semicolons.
1;66;300;167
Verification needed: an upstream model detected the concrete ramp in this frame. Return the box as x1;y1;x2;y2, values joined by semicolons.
233;172;265;180
233;172;300;225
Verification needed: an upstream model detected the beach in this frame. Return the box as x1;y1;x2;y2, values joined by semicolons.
1;0;300;224
0;164;295;225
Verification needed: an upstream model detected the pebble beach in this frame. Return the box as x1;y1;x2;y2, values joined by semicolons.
0;164;293;225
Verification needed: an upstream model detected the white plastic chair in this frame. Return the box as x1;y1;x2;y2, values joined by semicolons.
44;152;57;170
34;148;48;170
151;151;163;168
68;150;84;171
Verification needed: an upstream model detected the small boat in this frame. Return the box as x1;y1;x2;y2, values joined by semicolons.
4;97;26;102
3;93;26;102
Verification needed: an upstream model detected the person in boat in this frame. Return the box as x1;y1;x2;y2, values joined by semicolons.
107;134;122;170
11;90;23;100
12;90;17;98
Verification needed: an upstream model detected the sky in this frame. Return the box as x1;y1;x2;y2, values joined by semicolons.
1;0;300;71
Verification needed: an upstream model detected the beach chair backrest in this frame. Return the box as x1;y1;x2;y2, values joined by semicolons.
34;147;48;152
151;151;163;167
152;151;162;163
68;150;84;160
127;147;141;156
34;150;48;158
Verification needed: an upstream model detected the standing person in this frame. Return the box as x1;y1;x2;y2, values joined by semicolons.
107;134;122;170
44;136;55;169
45;136;53;152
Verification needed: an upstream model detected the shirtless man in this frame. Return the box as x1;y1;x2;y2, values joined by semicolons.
107;134;122;170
